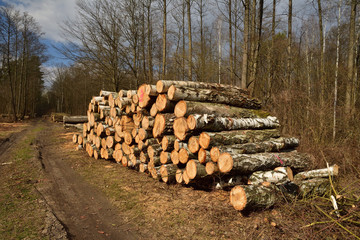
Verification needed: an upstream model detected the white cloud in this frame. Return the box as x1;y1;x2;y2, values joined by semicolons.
4;0;77;42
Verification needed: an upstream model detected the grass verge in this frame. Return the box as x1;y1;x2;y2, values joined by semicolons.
0;125;47;240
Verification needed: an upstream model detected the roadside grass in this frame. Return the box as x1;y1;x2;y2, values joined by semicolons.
0;123;29;139
0;126;47;240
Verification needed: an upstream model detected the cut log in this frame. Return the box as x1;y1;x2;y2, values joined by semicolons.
100;90;117;98
118;97;132;109
139;163;148;173
103;148;114;160
218;152;311;174
114;143;122;151
182;169;190;184
122;143;131;155
174;139;186;152
198;148;211;164
93;148;100;160
114;149;123;163
187;136;200;154
161;135;176;151
173;117;188;140
106;136;115;149
160;164;178;183
156;80;250;95
174;100;270;118
121;155;129;167
175;169;183;184
150;103;158;117
294;165;339;181
140;151;148;163
210;137;299;162
205;162;219;175
72;134;79;144
138;128;151;141
141;116;154;130
156;94;176;112
63;115;88;124
167;85;261;109
137;84;157;108
199;129;281;149
179;147;197;164
105;127;115;136
187;115;279;131
124;131;133;145
186;160;207;180
147;144;162;159
296;178;330;198
170;150;179;165
89;112;100;126
248;167;294;185
153;113;175;138
160;151;172;164
78;135;83;145
230;185;277;211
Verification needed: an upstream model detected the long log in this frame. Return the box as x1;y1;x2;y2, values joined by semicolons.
63;115;88;124
153;113;175;138
247;167;294;185
187;115;279;131
296;178;330;198
167;86;261;109
230;185;277;211
174;100;270;118
210;137;299;162
218;152;311;174
199;129;281;149
294;165;339;181
156;80;250;95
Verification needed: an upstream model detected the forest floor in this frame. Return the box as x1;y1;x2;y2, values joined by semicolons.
0;119;359;240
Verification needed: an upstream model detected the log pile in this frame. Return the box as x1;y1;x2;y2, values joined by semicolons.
71;80;339;211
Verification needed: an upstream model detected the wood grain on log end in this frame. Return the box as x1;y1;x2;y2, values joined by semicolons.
230;186;247;211
199;132;210;149
171;150;179;165
188;136;200;153
210;147;220;162
176;169;183;183
186;115;197;130
205;161;219;175
174;100;186;118
173;117;188;140
218;152;233;173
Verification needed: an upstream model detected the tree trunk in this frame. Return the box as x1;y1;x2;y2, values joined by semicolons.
228;0;234;85
187;0;192;80
287;0;292;87
187;115;279;131
345;0;357;116
168;86;261;109
174;100;267;118
218;151;311;174
162;0;167;79
241;0;250;89
199;129;281;149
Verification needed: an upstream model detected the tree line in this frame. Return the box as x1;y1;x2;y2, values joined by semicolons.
0;6;47;120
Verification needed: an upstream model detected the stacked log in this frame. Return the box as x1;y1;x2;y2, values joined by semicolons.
71;80;338;212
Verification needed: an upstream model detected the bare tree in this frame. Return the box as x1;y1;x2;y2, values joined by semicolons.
287;0;292;88
186;0;193;80
241;0;249;89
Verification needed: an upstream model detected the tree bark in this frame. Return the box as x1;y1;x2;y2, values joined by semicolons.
230;184;277;211
63;116;88;123
187;0;192;80
294;165;339;181
210;137;299;162
241;0;250;89
199;129;281;149
186;160;207;180
141;116;154;130
218;151;311;174
248;167;293;185
160;164;178;183
187;115;279;131
161;135;176;151
156;80;249;94
174;100;268;118
167;86;261;109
